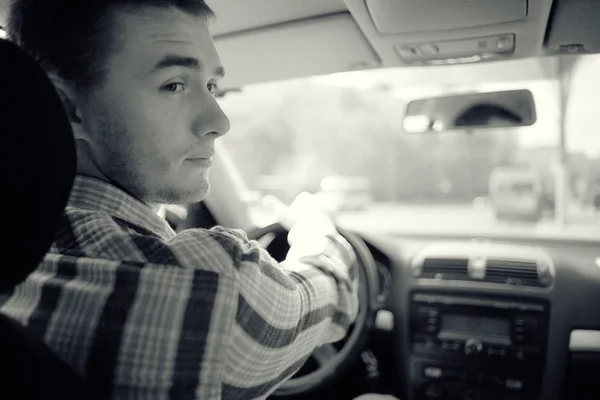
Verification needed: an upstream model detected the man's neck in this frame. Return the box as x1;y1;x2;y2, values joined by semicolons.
75;140;112;184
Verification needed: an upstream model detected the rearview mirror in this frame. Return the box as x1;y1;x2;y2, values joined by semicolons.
403;89;536;133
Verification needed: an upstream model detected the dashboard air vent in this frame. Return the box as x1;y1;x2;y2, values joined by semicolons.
484;259;546;287
420;257;469;279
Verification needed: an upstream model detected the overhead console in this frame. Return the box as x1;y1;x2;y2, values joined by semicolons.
345;0;554;66
392;34;516;66
366;0;527;35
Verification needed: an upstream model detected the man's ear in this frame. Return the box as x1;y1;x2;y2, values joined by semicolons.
49;75;93;141
49;74;84;124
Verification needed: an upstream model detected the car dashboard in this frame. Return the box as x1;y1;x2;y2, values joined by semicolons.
363;233;600;400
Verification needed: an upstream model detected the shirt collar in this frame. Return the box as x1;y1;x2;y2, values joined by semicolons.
68;175;176;240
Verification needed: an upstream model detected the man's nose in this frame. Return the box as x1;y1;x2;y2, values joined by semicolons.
194;95;231;138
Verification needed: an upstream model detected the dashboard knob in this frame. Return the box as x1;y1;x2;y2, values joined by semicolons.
464;338;483;355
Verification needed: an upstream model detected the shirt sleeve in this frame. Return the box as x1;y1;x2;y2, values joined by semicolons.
206;227;359;399
4;209;359;400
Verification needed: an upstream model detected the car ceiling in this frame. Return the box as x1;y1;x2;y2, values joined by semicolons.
2;0;600;88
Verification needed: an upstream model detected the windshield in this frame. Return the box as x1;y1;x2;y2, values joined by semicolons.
218;55;600;239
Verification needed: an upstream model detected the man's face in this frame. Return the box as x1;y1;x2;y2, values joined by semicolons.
78;6;230;205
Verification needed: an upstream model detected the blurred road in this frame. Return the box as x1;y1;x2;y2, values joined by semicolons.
250;202;599;240
334;203;600;239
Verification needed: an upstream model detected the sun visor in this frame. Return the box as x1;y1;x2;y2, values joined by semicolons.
545;0;600;54
365;0;527;35
214;14;380;88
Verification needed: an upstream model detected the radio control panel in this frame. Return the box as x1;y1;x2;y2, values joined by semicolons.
408;293;549;400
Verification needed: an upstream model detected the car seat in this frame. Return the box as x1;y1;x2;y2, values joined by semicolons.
0;38;102;399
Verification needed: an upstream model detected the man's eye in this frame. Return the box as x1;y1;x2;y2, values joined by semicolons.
162;82;185;93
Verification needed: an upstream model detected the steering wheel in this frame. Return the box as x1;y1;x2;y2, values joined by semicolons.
248;222;379;396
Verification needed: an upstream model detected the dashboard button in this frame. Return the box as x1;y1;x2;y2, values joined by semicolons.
515;350;526;361
427;309;439;317
486;346;507;359
424;366;443;378
414;339;439;354
441;340;461;353
512;348;536;362
513;334;527;344
514;316;539;330
418;306;437;315
506;378;524;391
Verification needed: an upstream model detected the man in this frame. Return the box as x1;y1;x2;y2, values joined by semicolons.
0;1;396;399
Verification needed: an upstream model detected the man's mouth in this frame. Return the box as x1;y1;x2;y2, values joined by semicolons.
187;148;215;159
185;157;213;167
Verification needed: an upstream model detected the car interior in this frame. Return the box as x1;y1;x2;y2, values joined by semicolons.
1;1;599;400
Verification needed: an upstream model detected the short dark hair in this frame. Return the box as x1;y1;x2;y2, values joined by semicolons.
8;0;215;89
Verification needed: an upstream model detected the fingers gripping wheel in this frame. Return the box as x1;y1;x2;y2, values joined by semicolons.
248;223;379;396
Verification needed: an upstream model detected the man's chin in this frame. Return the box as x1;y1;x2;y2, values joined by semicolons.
154;182;210;205
179;184;210;205
184;187;210;205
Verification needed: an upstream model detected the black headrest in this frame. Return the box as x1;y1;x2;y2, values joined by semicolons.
0;39;76;292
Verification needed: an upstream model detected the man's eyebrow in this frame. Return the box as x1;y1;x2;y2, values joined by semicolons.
150;54;225;77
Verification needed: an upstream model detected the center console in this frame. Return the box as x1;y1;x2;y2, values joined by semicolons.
408;292;549;400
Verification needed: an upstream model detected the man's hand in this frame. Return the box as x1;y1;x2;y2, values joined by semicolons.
263;193;338;257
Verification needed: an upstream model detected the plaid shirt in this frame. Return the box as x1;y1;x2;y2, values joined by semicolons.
0;176;358;400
